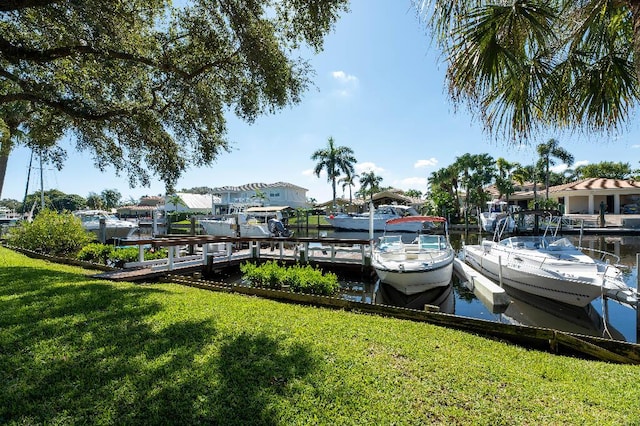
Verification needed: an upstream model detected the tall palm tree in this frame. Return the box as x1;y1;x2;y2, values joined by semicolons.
495;158;520;205
537;139;574;200
338;173;358;205
311;137;356;210
415;1;640;142
358;171;383;203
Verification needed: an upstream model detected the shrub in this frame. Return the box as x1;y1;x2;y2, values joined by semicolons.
77;243;115;264
6;209;93;256
77;243;169;266
240;261;340;296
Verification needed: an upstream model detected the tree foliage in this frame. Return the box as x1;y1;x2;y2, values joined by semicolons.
415;0;640;142
575;161;634;180
311;137;356;208
357;171;383;202
0;0;349;197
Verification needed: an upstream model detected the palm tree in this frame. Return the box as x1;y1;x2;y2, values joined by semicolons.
495;158;520;205
311;137;356;210
415;1;640;142
358;171;383;203
537;139;574;200
338;173;358;205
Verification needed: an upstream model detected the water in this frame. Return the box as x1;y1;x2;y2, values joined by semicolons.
294;228;640;343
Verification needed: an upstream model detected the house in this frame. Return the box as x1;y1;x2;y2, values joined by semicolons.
210;182;308;213
164;193;220;214
315;189;424;213
548;178;640;214
489;178;640;215
117;196;164;218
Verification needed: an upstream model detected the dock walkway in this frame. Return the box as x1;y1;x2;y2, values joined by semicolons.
95;235;373;281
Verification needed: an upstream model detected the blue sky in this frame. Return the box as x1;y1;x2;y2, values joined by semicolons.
4;0;640;204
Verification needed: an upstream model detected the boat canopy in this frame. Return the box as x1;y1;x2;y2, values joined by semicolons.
385;215;446;225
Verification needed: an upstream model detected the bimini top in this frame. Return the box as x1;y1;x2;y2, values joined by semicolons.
385;216;446;225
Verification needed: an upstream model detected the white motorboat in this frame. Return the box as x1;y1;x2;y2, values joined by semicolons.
327;204;432;232
0;206;20;224
200;207;292;238
463;235;638;308
74;210;138;241
479;200;516;233
371;216;454;295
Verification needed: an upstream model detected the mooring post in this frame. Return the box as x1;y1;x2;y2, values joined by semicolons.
189;217;196;255
498;255;503;287
636;253;639;344
99;218;106;244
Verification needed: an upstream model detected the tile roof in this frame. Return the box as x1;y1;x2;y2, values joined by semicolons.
210;182;308;192
548;178;640;192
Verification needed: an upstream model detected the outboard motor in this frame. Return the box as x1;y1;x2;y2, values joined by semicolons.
268;218;292;237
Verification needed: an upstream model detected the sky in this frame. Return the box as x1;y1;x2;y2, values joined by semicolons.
4;0;640;205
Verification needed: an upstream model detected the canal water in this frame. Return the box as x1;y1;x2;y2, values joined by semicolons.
290;228;640;343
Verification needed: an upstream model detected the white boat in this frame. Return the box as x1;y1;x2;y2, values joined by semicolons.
463;235;638;307
200;206;292;238
327;204;432;232
0;206;21;224
74;210;138;241
479;200;516;233
371;216;455;295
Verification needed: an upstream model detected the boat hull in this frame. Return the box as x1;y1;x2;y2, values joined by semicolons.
463;244;604;307
328;216;429;232
373;261;453;295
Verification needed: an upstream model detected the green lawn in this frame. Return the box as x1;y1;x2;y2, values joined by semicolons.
1;246;639;425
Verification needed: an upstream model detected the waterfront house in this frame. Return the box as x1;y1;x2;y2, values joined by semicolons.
210;182;308;213
493;178;640;215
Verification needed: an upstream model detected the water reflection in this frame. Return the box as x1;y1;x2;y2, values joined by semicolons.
374;281;455;313
498;285;626;340
307;229;638;343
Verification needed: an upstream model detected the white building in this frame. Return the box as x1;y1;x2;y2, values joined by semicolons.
163;193;221;214
210;182;308;213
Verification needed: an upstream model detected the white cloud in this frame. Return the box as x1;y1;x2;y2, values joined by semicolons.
330;71;359;98
414;158;438;168
575;160;590;167
355;162;384;175
331;71;359;84
632;144;640;149
549;164;568;173
398;177;428;190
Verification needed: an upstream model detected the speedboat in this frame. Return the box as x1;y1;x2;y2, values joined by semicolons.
200;208;292;238
327;204;432;232
479;200;516;233
463;235;637;307
74;210;138;241
371;216;455;295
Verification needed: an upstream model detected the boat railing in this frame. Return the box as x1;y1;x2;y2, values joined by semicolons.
577;245;621;266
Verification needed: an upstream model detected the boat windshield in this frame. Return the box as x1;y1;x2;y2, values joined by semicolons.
500;236;574;250
418;235;444;250
379;235;403;251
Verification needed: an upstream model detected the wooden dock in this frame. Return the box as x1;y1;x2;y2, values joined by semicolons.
94;235;374;282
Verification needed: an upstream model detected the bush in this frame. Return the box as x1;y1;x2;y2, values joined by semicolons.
77;243;115;264
6;209;93;256
77;243;169;267
240;261;340;296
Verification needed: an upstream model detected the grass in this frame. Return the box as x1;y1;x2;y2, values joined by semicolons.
289;214;331;226
1;246;639;425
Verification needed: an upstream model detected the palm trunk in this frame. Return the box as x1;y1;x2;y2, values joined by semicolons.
630;1;640;83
